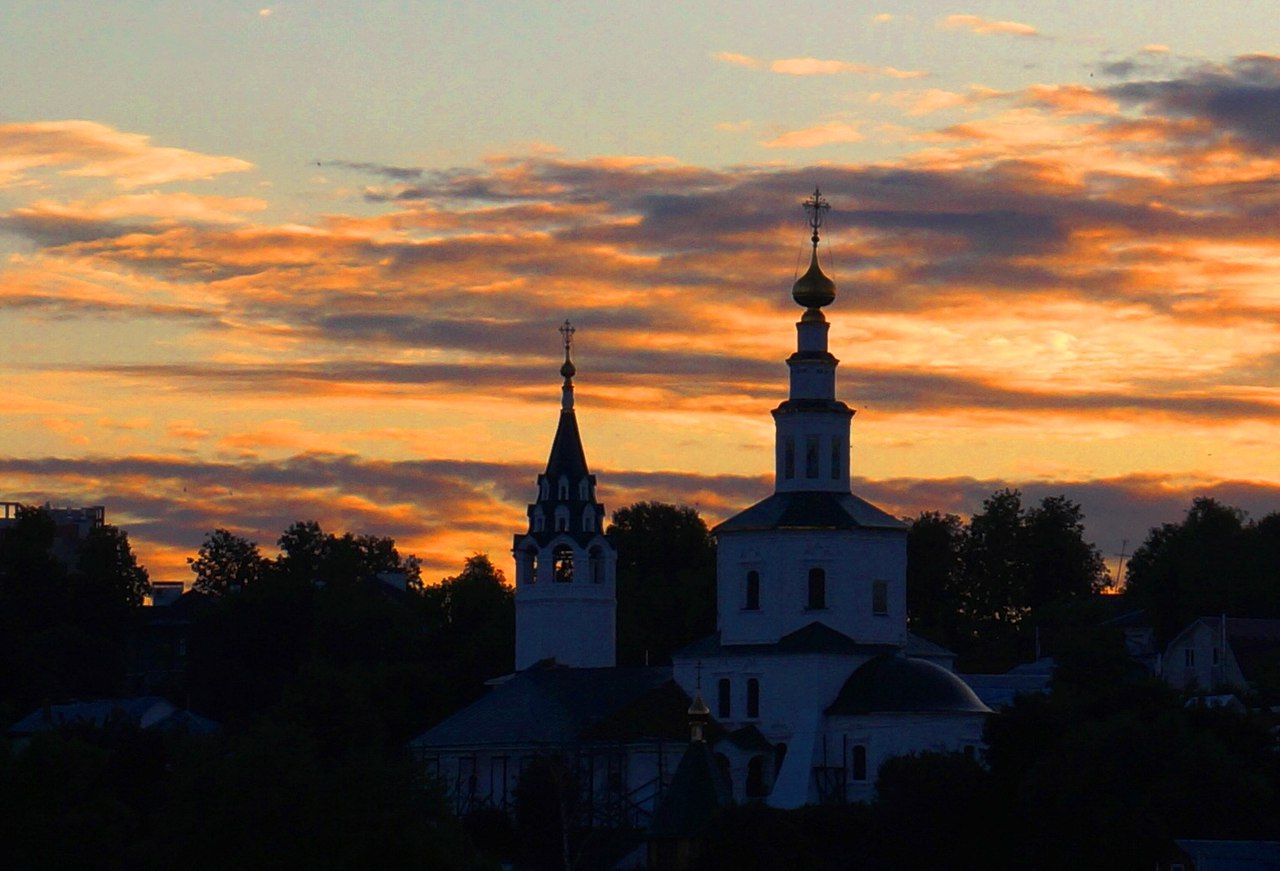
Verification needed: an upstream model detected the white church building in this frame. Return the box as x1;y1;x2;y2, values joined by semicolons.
411;190;989;817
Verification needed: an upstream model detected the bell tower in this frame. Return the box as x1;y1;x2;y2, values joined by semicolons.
513;321;618;670
774;188;855;494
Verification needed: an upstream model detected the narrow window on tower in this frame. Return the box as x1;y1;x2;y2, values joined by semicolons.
872;580;888;616
807;568;826;610
589;545;604;584
831;438;842;480
745;570;760;610
557;477;569;500
747;678;760;718
520;546;537;585
805;437;820;479
783;437;795;479
717;678;731;719
553;545;574;582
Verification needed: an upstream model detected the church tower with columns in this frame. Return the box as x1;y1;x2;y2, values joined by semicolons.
711;189;909;648
513;321;618;670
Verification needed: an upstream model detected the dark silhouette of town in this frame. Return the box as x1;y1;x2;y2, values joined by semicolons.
2;200;1279;869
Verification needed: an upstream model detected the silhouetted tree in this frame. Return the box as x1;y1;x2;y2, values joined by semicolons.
0;505;67;635
188;528;266;596
1124;497;1280;642
275;521;417;590
610;501;716;666
68;524;150;638
420;554;514;713
907;490;1107;670
905;511;965;645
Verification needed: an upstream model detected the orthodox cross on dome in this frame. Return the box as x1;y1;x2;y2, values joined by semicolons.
803;186;830;250
559;319;577;410
792;188;836;313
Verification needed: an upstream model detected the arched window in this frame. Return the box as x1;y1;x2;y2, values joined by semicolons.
533;510;545;533
588;545;604;584
745;570;760;610
557;476;569;500
805;436;819;479
553;545;574;583
851;745;867;781
872;580;888;616
582;507;595;533
520;546;538;585
579;478;590;500
555;506;569;532
746;678;760;718
746;756;767;798
717;678;731;718
807;568;826;610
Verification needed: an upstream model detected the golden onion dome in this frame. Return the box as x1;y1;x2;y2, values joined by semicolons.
792;248;836;310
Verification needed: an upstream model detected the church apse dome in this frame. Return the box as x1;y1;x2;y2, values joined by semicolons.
826;655;991;715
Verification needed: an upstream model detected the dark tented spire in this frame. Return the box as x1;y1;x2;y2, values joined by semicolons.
545;407;589;479
546;320;589;479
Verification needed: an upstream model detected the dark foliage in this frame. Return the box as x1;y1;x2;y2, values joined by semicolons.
0;723;487;871
611;501;716;666
906;489;1107;670
1124;497;1280;642
0;506;150;710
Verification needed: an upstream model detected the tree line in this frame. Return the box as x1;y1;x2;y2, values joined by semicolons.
2;492;1278;868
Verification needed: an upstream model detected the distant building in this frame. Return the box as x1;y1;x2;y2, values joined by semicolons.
1159;839;1280;871
413;191;990;822
1163;616;1280;697
0;501;105;564
8;696;218;751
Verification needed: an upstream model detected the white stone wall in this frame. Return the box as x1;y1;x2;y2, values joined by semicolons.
514;531;617;669
717;528;907;647
818;711;989;804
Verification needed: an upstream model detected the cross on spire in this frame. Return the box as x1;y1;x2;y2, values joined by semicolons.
802;186;830;249
559;319;577;410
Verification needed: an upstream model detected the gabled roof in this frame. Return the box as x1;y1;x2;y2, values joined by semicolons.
676;622;903;660
1174;839;1280;867
410;665;687;750
713;490;906;534
9;697;220;737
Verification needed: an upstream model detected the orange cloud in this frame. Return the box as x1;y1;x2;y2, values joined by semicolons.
763;122;865;148
0;120;253;188
770;58;926;78
941;14;1041;37
711;51;762;69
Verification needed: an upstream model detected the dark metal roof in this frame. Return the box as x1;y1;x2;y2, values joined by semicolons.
647;741;732;839
410;665;687;749
545;409;589;480
1174;839;1280;868
713;490;906;534
678;622;902;659
826;655;991;715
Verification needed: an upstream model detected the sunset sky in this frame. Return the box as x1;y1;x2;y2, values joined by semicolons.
3;2;1279;584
